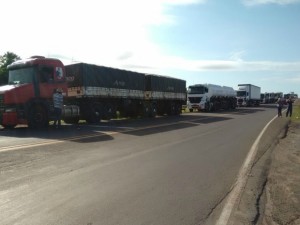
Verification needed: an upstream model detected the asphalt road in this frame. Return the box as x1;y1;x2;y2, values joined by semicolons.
0;106;277;225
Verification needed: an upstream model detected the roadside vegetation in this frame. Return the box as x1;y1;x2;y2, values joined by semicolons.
291;99;300;123
0;52;21;85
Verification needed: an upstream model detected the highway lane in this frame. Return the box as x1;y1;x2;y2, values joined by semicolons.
0;105;277;225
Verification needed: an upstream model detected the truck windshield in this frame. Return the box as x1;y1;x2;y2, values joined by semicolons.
8;67;36;85
188;86;207;94
236;91;246;97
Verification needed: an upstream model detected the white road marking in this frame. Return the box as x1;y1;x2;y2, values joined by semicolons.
0;131;117;153
215;114;279;225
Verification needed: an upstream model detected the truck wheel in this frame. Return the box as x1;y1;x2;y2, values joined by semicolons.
28;105;48;129
231;102;236;109
102;104;115;120
143;104;151;117
175;104;182;115
94;106;102;122
207;102;213;112
86;105;101;124
167;103;176;115
149;104;157;118
156;106;165;116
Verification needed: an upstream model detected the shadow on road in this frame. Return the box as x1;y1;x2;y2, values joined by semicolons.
124;116;232;136
230;108;266;115
2;103;278;142
0;113;234;142
186;107;270;116
0;125;113;143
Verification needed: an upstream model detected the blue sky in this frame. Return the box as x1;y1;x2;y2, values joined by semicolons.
1;0;300;95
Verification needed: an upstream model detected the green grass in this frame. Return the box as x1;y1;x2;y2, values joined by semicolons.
291;104;300;123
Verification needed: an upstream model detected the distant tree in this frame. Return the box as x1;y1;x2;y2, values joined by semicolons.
0;52;21;85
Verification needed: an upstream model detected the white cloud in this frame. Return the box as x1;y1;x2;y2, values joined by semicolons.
260;74;300;84
284;75;300;82
242;0;300;6
2;0;300;79
163;0;207;4
117;52;300;74
229;51;246;62
0;0;206;67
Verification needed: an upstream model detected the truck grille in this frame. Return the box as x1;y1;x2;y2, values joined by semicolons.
188;97;202;103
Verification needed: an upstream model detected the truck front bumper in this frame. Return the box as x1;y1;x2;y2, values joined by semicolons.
1;110;27;127
189;103;206;110
1;112;18;127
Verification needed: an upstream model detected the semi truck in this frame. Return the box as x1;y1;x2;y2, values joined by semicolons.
274;92;283;101
236;84;261;106
0;56;186;129
267;92;275;103
284;92;298;100
260;93;266;104
186;84;236;112
261;92;283;104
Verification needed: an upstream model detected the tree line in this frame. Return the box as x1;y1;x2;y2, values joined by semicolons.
0;52;21;85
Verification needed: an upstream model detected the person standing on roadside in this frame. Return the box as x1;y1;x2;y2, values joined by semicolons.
53;88;64;128
276;97;283;117
286;97;293;117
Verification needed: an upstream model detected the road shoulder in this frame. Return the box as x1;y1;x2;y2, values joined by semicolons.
229;101;300;225
261;121;300;225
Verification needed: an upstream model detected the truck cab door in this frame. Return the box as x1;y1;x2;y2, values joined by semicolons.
38;66;65;98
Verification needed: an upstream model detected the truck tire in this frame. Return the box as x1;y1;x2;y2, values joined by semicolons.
149;104;157;118
86;105;102;124
206;102;214;112
231;103;236;109
143;104;151;117
157;105;165;116
102;104;115;120
167;103;176;116
28;105;48;129
174;104;181;115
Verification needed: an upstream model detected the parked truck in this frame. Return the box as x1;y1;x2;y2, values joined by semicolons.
236;84;261;106
0;56;186;129
186;84;236;112
268;92;276;103
264;92;271;104
274;92;283;102
260;93;266;104
284;92;298;100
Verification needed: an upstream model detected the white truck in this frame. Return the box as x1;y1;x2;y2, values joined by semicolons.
187;84;237;112
260;93;266;104
236;84;261;107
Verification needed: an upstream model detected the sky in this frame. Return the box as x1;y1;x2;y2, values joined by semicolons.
1;0;300;95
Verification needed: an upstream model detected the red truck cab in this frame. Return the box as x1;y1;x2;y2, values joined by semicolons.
0;56;67;128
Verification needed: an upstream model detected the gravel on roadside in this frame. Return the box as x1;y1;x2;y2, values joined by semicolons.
261;116;300;224
228;99;300;225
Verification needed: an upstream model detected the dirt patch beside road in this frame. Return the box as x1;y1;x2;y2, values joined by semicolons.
227;100;300;225
261;121;300;225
